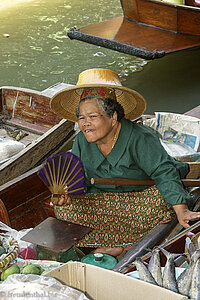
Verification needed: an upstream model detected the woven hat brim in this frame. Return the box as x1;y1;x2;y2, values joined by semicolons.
50;84;146;122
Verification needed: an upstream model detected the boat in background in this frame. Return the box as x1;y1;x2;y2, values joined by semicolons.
67;1;200;111
67;0;200;60
0;83;75;186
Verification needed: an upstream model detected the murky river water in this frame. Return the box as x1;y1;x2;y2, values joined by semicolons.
0;0;199;114
0;1;145;87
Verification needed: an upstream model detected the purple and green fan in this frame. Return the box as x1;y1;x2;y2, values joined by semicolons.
38;152;86;205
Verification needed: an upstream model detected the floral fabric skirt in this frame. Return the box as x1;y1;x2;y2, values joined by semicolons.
54;186;175;248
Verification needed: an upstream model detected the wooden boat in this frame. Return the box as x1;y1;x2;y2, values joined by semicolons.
67;1;200;110
0;84;75;186
67;0;200;60
0;105;199;266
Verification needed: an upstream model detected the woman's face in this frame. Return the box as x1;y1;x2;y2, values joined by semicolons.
78;99;116;144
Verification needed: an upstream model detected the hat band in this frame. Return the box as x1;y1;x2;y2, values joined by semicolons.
80;87;116;101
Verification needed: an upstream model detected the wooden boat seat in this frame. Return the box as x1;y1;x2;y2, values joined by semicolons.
186;161;200;179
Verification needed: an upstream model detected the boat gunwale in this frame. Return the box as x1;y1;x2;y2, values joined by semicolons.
123;14;200;37
0;86;51;99
121;0;200;35
130;0;200;11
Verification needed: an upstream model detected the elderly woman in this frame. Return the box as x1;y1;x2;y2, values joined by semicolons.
50;68;200;256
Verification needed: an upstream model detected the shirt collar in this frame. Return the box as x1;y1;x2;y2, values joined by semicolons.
88;118;133;168
89;142;106;168
106;118;132;167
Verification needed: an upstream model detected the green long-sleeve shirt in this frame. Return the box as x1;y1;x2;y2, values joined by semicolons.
72;118;192;207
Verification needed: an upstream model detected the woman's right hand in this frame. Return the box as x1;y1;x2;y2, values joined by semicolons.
57;194;71;206
50;194;71;206
173;203;200;228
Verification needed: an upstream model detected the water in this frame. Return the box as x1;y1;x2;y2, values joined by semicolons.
0;0;145;88
0;0;199;114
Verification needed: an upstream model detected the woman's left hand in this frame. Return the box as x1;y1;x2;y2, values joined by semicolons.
173;204;200;228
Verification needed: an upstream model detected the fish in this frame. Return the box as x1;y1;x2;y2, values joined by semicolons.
198;235;200;249
134;259;157;285
177;249;200;296
160;247;179;293
190;258;200;300
148;248;163;287
185;236;197;260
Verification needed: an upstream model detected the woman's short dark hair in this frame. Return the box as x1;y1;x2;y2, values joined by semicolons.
75;97;125;121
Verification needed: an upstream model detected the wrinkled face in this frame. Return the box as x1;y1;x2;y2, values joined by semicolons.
78;99;116;144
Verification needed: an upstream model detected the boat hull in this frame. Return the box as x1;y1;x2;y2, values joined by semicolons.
0;84;75;185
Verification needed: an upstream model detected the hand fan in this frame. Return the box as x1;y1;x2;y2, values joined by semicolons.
37;152;86;205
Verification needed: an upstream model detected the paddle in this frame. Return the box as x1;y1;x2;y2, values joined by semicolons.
91;178;200;187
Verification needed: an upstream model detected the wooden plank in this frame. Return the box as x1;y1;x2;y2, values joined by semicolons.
121;0;200;35
177;5;200;35
0;166;49;210
91;177;200;187
136;0;178;32
4;117;49;134
0;165;52;229
11;203;49;230
2;87;62;127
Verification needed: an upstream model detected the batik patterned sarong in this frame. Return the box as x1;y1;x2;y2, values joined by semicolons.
54;186;175;248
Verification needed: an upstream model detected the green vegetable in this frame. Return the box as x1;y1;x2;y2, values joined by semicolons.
21;264;41;275
1;264;20;281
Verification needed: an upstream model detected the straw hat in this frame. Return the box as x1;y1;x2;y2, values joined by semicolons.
50;68;146;122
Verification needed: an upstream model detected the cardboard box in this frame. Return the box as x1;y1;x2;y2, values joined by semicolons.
45;261;188;300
